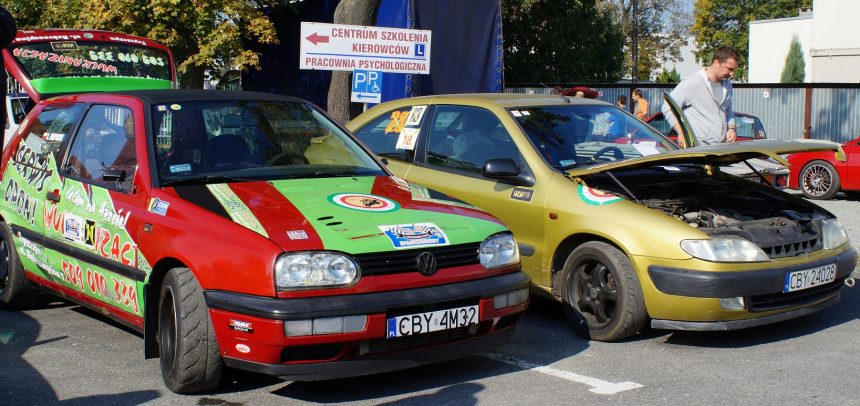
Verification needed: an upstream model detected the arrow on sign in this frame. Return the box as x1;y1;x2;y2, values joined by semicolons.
305;32;330;45
355;93;376;99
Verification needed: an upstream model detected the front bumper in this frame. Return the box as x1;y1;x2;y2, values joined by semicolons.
203;271;530;380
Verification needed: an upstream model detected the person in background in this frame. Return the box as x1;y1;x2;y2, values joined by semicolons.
632;89;649;121
660;45;739;146
616;95;627;110
574;90;585;98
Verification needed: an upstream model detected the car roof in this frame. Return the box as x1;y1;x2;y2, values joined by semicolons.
402;93;613;108
110;89;306;104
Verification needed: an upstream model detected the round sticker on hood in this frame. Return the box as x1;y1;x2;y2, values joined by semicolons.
328;193;400;212
578;185;622;206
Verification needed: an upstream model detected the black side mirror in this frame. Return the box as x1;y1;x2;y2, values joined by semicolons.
482;158;534;186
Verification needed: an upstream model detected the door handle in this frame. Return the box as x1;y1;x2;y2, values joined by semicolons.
46;190;61;203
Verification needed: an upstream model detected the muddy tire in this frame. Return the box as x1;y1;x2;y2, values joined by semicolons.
158;267;223;393
561;241;647;341
800;160;840;200
0;223;40;310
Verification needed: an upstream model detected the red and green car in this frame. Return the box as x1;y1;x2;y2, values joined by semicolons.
0;90;528;393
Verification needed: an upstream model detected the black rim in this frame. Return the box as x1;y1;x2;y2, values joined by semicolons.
802;164;833;197
159;287;178;374
569;258;618;328
0;239;10;293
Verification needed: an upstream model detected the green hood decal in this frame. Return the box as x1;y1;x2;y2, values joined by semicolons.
269;177;506;254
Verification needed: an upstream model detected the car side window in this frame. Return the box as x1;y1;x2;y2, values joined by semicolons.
9;104;84;194
64;105;137;192
351;107;413;162
425;105;521;175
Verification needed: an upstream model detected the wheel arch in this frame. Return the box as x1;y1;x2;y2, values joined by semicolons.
143;256;188;358
549;233;627;298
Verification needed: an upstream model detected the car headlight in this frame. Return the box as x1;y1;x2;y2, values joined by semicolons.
275;252;359;289
480;232;520;269
680;236;769;262
822;218;849;249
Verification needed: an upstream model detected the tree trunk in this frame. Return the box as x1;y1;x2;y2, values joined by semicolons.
327;0;380;124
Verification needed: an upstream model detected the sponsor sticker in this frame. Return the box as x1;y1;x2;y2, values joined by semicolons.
578;185;622;205
148;198;170;216
63;213;86;244
328;193;399;212
228;319;254;333
395;127;420;150
287;230;308;240
169;163;192;173
379;223;449;249
43;132;65;142
510;187;533;202
235;344;251;353
156;105;167;112
170;104;182;111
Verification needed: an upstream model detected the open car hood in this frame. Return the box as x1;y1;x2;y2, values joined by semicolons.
565;139;846;177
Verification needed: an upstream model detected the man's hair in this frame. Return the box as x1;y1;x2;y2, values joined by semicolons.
617;95;627;105
632;89;643;97
712;46;740;63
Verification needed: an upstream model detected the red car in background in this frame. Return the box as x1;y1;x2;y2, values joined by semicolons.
788;136;860;200
644;111;767;144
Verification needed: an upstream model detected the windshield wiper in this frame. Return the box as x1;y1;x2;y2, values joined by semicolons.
161;175;259;187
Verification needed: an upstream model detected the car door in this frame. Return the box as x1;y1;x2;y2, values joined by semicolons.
3;102;85;286
406;105;548;283
840;139;860;190
42;103;147;317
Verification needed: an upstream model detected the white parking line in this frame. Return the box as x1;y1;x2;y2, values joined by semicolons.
485;353;643;395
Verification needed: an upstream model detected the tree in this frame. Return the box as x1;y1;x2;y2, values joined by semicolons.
327;0;380;124
780;35;805;83
654;67;681;83
691;0;811;81
600;0;690;81
7;0;278;88
503;0;625;83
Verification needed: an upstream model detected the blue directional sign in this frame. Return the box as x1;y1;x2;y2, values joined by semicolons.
351;70;382;104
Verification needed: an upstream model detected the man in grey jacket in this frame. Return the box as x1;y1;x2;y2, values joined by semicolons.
661;46;740;146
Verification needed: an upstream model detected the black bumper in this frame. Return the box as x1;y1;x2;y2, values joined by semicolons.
647;248;857;298
204;271;530;320
223;326;516;381
651;294;840;331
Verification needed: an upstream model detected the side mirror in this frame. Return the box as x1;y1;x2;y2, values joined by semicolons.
482;158;534;186
103;169;127;182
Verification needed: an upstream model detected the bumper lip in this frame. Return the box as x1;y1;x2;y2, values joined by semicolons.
204;271;530;320
650;293;840;331
222;326;516;381
647;247;857;298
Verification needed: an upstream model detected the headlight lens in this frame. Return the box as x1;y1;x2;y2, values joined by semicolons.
680;236;769;262
275;252;358;289
822;218;849;249
479;233;520;269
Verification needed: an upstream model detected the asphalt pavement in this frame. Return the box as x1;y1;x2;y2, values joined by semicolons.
2;193;859;405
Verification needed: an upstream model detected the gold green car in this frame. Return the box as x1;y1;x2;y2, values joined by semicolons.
347;94;857;341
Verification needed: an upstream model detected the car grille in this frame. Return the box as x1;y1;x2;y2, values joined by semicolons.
747;279;843;312
354;242;480;276
760;237;822;259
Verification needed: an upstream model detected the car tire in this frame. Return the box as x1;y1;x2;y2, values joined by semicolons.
561;241;647;341
158;267;223;393
800;160;840;200
0;222;40;310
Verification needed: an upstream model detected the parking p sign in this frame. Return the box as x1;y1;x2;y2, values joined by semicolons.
351;69;382;103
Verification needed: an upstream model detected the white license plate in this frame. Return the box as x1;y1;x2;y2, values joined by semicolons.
784;263;837;293
386;305;478;338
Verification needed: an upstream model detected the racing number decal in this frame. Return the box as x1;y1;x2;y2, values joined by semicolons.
384;110;410;134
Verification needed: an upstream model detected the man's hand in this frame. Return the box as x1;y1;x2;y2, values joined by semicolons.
725;128;737;143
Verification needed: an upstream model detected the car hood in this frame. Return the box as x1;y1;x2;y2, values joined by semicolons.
172;176;505;254
565;139;845;177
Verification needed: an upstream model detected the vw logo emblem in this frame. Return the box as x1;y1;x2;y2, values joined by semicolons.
415;252;438;276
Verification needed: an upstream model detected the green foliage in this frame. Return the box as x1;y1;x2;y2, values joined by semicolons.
600;0;690;81
692;0;811;82
503;0;625;83
780;35;805;83
655;67;681;83
9;0;279;88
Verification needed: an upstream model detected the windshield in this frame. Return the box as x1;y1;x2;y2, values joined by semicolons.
511;105;678;170
10;41;171;81
152;100;386;185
